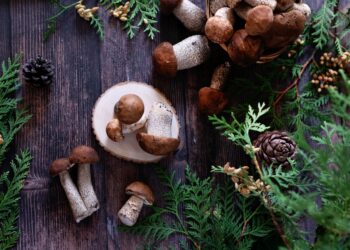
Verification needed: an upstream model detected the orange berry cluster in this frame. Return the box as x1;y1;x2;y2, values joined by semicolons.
311;51;350;93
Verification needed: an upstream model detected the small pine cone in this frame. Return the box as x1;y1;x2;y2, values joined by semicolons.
22;56;55;87
253;131;296;169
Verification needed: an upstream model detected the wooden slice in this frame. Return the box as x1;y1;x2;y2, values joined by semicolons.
92;82;180;164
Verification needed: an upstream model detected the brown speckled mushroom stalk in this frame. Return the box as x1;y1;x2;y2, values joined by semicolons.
152;35;210;77
137;102;180;155
198;62;230;115
210;0;228;14
205;7;235;44
245;5;274;36
118;181;155;226
50;158;89;223
69;146;100;215
106;94;146;142
245;0;277;10
160;0;206;33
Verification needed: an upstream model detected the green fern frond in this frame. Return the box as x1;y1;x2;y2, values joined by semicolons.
90;15;105;40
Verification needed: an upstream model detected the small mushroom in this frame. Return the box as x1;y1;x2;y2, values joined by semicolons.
0;134;3;144
137;102;180;155
106;94;146;142
276;0;294;12
262;9;306;49
160;0;206;33
205;7;235;44
245;0;277;10
198;62;230;115
118;181;155;226
245;5;274;36
114;94;145;125
50;158;89;223
69;145;100;215
152;35;210;77
226;0;242;8
292;3;311;17
227;29;264;66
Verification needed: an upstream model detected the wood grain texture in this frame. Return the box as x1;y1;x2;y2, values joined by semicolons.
0;0;339;249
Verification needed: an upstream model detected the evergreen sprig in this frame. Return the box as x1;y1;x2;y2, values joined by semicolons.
120;166;271;249
0;55;31;250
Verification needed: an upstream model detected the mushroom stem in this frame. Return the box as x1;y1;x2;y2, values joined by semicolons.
77;163;100;215
173;35;210;71
146;103;173;137
122;113;147;134
172;0;206;32
118;195;144;226
59;171;89;223
210;62;231;90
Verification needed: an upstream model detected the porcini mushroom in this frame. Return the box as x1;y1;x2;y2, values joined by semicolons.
118;181;155;226
227;29;264;66
152;35;210;77
69;145;100;215
245;5;274;36
137;102;180;155
106;94;146;142
245;0;277;10
198;62;230;115
205;7;235;44
50;158;89;223
160;0;206;33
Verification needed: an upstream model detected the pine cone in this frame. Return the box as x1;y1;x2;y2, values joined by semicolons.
22;56;54;87
253;131;296;169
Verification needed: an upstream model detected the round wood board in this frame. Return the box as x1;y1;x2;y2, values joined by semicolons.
92;81;180;164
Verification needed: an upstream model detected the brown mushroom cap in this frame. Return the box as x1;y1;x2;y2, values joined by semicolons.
50;158;72;176
198;87;228;115
276;0;294;11
69;145;99;164
160;0;181;14
125;181;155;205
245;5;274;36
205;16;234;44
227;29;264;66
115;94;145;124
152;42;178;77
106;119;124;142
136;133;180;156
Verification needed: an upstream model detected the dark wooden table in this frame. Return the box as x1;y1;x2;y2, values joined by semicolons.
0;0;339;249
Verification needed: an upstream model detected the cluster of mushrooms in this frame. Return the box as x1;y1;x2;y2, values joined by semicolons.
50;146;100;223
106;94;180;156
152;0;311;115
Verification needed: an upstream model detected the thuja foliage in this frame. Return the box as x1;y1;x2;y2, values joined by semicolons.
120;166;272;250
100;0;160;39
0;55;32;250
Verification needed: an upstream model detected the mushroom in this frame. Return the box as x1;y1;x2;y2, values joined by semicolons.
226;0;242;8
118;181;155;226
205;7;235;44
50;158;89;223
152;35;210;77
245;5;274;36
276;0;294;12
292;3;311;17
160;0;206;33
69;145;100;215
262;9;306;49
245;0;277;10
227;29;264;66
106;94;146;142
198;62;230;115
137;102;180;155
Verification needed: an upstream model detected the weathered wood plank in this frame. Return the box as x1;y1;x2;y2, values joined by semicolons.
10;0;107;249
